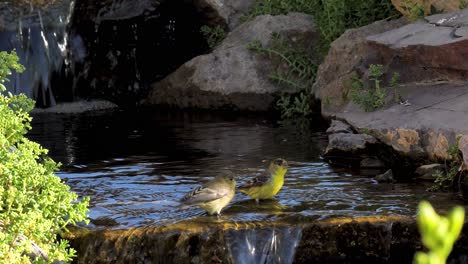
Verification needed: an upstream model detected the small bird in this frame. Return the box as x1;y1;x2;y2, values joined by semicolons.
238;158;288;202
179;174;236;216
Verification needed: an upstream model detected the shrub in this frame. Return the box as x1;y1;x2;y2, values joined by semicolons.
248;33;317;118
200;25;226;49
0;50;89;263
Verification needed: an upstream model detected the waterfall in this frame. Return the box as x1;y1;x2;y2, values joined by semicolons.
226;227;303;264
0;0;80;107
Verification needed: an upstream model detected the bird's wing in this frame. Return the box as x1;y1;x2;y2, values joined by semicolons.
238;173;271;189
180;186;228;205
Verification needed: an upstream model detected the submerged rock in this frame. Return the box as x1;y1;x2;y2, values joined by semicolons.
144;13;318;111
374;169;395;183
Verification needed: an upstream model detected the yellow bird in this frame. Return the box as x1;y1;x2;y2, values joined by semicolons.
238;158;288;202
180;174;236;216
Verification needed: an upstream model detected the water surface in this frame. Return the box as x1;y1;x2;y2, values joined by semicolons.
28;110;460;229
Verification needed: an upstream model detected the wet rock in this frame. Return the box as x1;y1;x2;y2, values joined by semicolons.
374;169;395;183
360;157;385;168
66;216;421;264
325;133;378;157
144;13;318;111
326;120;353;134
414;164;445;181
31;100;118;114
193;0;255;29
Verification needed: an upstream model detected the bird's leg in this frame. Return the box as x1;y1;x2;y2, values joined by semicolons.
216;212;221;219
255;199;260;204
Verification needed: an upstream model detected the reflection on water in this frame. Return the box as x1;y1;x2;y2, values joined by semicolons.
28;110;461;229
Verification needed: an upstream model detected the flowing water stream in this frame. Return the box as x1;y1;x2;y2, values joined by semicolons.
27;109;464;263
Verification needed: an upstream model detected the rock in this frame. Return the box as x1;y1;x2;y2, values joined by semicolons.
312;18;407;115
324;133;378;164
415;164;445;180
326;120;353;134
391;0;460;17
459;135;468;171
193;0;255;29
313;9;468;172
64;215;468;263
30;100;118;114
374;169;395;183
145;13;318;111
360;157;385;168
366;9;468;85
65;216;432;264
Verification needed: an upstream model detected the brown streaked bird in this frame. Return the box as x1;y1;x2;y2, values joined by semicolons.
180;174;236;216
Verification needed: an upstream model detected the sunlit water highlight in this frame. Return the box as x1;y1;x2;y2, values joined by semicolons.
28;110;466;263
28;110;461;231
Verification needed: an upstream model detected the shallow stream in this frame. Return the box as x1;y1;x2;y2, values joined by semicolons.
28;110;460;229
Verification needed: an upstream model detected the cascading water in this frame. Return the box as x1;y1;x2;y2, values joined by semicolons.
0;0;210;107
0;0;80;107
226;227;302;264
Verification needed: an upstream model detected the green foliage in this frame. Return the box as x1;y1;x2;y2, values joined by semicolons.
350;64;388;111
461;0;468;9
242;0;399;54
390;72;402;102
200;25;226;49
0;51;89;263
240;0;318;23
399;0;425;21
317;0;400;52
248;33;317;119
429;143;461;192
414;201;464;264
276;93;312;119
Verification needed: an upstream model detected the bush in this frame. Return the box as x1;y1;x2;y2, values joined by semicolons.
0;50;89;263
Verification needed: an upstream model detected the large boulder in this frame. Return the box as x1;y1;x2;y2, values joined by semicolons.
314;9;468;170
144;13;318;111
312;18;407;115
